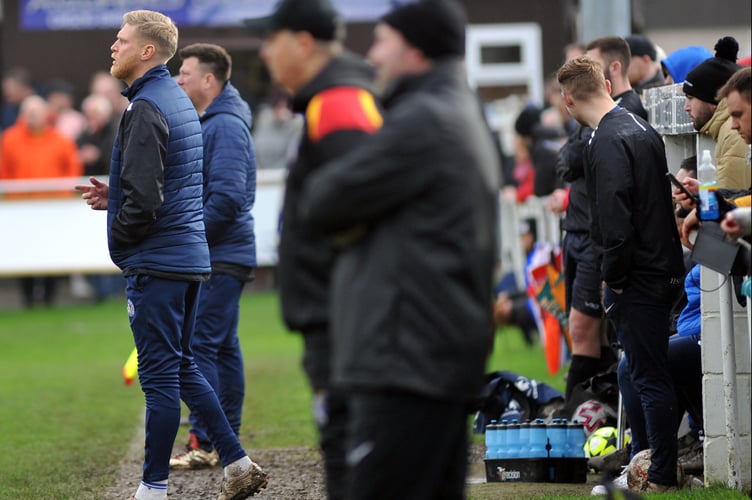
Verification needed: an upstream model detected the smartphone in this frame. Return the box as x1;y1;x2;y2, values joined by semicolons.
666;172;699;206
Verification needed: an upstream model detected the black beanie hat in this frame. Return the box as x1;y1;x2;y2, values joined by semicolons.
514;105;542;137
381;0;467;60
683;37;741;104
625;34;656;61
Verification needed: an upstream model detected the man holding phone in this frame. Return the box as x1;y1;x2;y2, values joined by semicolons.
554;36;648;405
558;55;685;493
667;170;700;208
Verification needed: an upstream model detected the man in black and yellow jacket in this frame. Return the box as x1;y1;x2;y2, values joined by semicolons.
245;2;382;499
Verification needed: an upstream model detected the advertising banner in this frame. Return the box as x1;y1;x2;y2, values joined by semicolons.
20;0;395;31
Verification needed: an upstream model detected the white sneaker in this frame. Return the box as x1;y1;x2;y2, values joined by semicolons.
590;484;607;495
613;469;629;489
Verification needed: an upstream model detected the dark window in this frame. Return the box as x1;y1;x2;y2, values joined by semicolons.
481;45;522;64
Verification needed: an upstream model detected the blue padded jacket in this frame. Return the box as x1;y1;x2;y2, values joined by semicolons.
107;65;210;275
200;82;257;270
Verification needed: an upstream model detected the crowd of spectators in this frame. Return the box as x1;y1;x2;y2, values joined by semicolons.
0;60;302;306
1;17;750;494
493;30;750;493
0;70;129;306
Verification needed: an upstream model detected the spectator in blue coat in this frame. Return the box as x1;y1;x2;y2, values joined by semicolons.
169;42;258;472
661;46;713;84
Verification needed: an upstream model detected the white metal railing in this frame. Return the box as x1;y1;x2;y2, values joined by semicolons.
0;170;286;196
0;170;286;276
498;194;561;289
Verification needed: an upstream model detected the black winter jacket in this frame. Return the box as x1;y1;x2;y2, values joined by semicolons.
299;60;500;401
530;123;566;197
584;106;684;300
557;90;646;233
277;52;381;332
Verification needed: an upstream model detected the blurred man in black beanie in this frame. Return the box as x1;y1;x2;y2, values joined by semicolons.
370;0;466;93
381;0;466;59
298;0;500;498
683;36;749;190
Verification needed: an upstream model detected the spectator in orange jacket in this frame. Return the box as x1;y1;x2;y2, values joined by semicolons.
0;94;83;308
0;94;83;199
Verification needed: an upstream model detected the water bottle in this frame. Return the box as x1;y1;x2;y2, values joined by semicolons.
505;421;521;458
528;419;548;458
547;418;568;458
518;422;531;458
566;421;587;458
497;420;509;458
497;419;510;458
485;420;498;459
698;149;719;220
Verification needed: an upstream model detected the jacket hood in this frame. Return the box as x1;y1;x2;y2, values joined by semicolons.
700;97;728;140
292;51;375;113
202;82;252;129
661;46;712;83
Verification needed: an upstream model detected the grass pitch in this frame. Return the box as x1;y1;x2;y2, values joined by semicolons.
0;291;747;499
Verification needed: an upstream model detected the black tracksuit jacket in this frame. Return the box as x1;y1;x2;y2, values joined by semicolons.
584;106;684;301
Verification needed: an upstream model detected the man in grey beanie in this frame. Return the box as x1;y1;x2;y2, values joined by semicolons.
298;0;500;497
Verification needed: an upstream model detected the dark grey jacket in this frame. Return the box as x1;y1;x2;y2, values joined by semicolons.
556;89;646;234
299;60;500;401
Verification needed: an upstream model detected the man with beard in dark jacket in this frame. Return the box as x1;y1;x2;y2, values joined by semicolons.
298;1;500;498
558;56;684;493
244;1;383;498
169;43;257;471
552;36;646;404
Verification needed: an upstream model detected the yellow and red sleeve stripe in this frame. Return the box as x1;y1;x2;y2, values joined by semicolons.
306;86;383;143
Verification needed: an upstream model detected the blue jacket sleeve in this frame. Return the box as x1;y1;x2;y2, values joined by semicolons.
676;264;702;337
202;114;256;245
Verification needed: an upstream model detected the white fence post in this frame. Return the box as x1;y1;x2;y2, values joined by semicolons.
645;84;751;492
718;274;742;489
